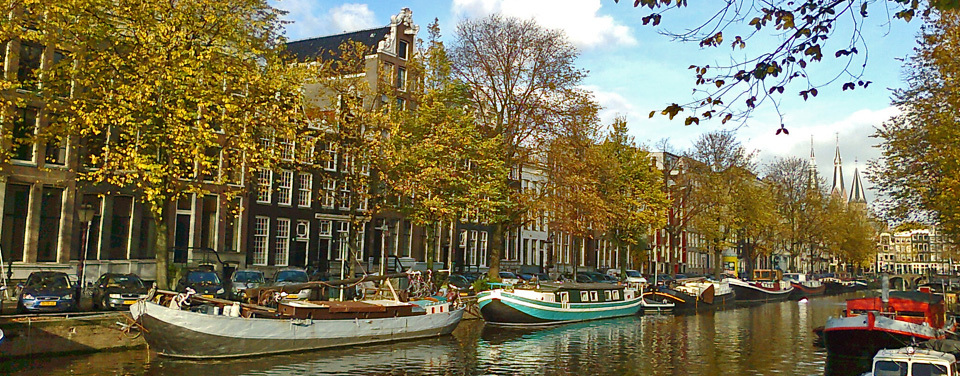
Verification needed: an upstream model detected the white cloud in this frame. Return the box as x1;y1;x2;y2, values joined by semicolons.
452;0;636;49
277;2;378;40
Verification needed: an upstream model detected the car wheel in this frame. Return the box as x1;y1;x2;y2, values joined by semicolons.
100;296;112;311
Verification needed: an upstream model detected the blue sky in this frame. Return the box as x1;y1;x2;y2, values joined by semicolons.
271;0;924;202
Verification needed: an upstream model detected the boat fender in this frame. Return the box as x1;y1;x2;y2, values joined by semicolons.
229;303;241;317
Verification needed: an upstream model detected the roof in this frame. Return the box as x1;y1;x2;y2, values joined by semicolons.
875;347;956;364
538;282;625;291
890;291;944;304
285;27;391;62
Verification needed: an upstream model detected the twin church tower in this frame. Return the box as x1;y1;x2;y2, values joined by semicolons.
809;135;868;204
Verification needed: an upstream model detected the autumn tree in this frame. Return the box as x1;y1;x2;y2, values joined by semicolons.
734;178;780;277
382;20;508;271
870;11;960;241
685;131;757;278
612;0;954;130
451;15;593;280
14;0;303;288
765;156;820;272
599;117;668;278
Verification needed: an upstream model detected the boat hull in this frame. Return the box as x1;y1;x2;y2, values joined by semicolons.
728;280;793;304
477;290;642;326
641;289;736;312
789;283;826;300
131;301;463;359
823;313;942;358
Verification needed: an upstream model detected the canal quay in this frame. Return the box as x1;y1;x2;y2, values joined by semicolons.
0;293;871;376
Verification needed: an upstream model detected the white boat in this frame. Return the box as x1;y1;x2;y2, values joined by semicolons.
131;290;463;359
867;344;960;376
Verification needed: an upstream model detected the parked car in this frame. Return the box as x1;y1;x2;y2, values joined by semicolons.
230;269;265;300
580;271;613;283
17;271;76;313
606;269;647;284
92;273;149;310
517;272;536;282
498;271;521;285
447;274;475;296
176;269;226;299
271;268;311;300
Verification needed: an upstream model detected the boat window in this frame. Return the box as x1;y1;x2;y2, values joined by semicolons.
912;363;949;376
559;292;569;303
590;291;598;302
604;290;611;301
580;291;589;302
874;360;907;376
612;290;620;300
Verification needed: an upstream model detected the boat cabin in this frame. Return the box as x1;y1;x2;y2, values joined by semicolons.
845;291;946;329
753;269;783;282
507;283;637;304
873;347;957;376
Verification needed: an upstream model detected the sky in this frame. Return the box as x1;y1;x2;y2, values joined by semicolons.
271;0;925;204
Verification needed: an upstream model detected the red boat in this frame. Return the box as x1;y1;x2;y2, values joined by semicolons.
821;291;955;358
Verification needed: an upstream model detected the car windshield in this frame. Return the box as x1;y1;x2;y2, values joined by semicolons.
26;274;70;289
187;272;221;285
626;271;642;277
500;272;517;278
276;271;308;283
106;275;144;288
233;271;264;283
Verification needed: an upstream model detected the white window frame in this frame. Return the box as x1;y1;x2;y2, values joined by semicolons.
296;219;309;241
323;179;336;208
256;169;272;204
275;218;290;266
277;170;293;206
324;143;338;171
280;137;295;161
319;220;332;237
298;172;312;208
253;216;270;266
480;231;488;267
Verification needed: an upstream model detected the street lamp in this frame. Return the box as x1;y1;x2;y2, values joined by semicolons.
77;203;96;304
380;221;390;276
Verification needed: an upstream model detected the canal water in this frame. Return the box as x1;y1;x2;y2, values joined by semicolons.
2;293;874;376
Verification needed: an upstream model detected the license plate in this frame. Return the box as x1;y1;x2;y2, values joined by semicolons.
202;295;214;299
285;294;298;299
123;300;136;305
39;301;57;306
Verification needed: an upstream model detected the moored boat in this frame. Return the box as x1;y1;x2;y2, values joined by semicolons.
822;291;954;358
477;282;642;326
131;273;464;359
642;279;736;312
726;269;794;304
783;273;826;300
639;298;674;314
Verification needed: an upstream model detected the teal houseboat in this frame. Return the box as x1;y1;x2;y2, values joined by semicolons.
477;283;643;326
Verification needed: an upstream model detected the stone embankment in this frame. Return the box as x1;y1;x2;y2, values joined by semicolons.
0;312;145;359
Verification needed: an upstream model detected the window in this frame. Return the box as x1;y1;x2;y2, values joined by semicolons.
396;67;406;90
590;291;598;302
398;40;408;59
17;43;43;90
279;137;294;161
44;114;66;166
612;290;620;300
580;291;589;302
12;107;38;162
604;290;611;301
299;136;316;164
319;220;332;237
275;218;290;266
277;170;293;206
296;220;309;240
459;230;467;248
298;172;312;208
480;232;488;266
323;179;336;208
37;187;63;262
395;97;406;111
323;143;338;171
253;216;269;265
256;169;272;203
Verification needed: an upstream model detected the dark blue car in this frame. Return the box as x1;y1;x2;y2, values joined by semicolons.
17;271;77;313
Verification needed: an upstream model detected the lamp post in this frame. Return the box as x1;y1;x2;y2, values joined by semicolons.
380;221;390;276
338;231;348;301
77;203;96;305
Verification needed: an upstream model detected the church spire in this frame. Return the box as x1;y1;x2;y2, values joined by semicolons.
849;158;867;204
831;134;845;198
808;135;819;190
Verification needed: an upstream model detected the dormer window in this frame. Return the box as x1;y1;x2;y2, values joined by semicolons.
398;40;408;59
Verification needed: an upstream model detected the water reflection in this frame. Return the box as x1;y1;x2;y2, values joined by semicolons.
1;293;869;376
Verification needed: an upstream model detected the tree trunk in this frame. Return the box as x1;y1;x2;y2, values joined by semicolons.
154;202;170;290
714;246;723;279
488;222;503;281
